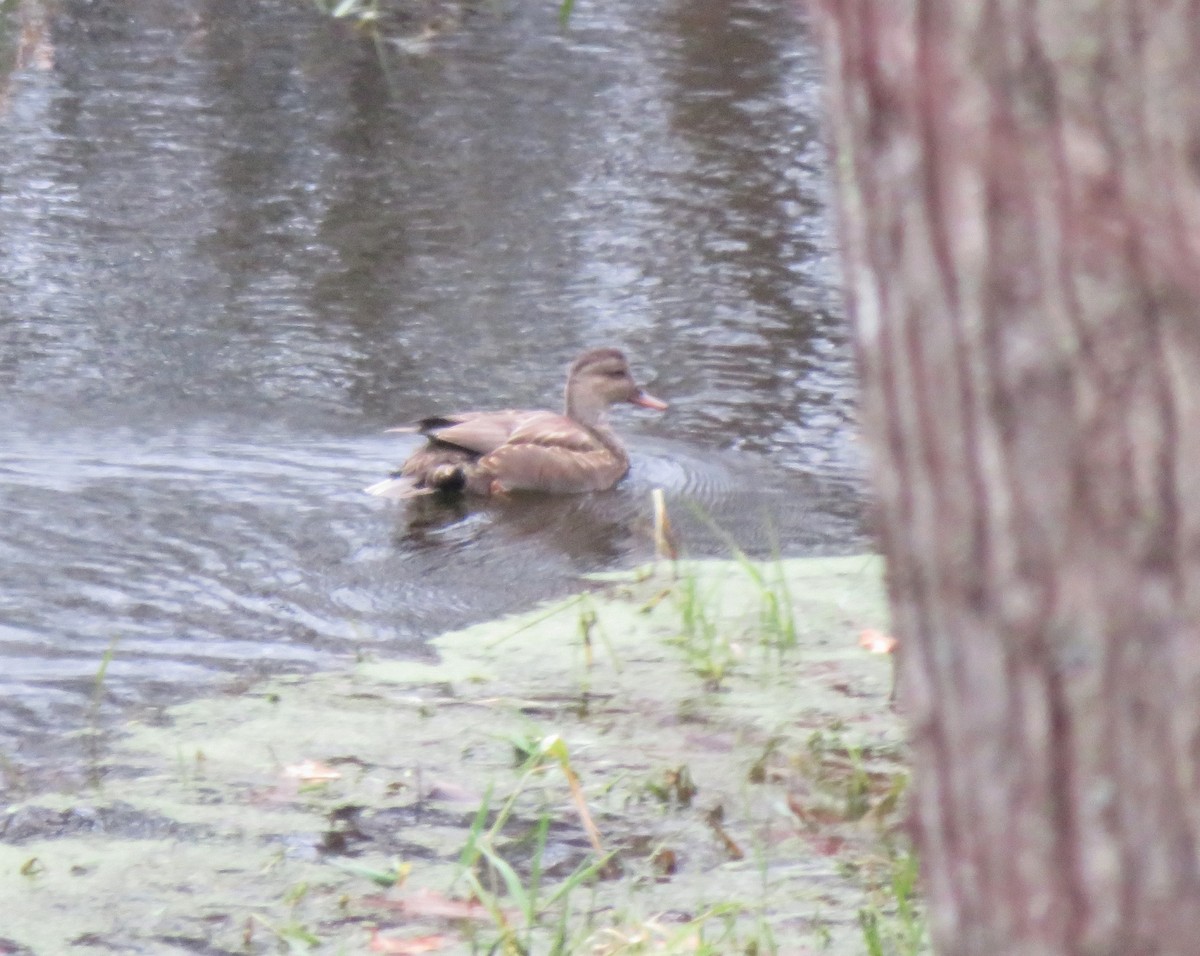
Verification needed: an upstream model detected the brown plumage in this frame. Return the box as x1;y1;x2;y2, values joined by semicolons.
365;348;667;499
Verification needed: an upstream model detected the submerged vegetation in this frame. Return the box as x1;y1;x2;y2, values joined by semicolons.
0;554;922;954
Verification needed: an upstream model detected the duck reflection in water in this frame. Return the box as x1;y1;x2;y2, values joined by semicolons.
394;489;648;565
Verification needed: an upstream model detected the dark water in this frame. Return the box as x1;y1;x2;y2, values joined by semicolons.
0;0;861;766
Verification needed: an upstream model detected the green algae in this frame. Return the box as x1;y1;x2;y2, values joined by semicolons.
0;555;917;955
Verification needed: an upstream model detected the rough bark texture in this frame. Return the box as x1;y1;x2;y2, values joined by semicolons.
812;2;1200;954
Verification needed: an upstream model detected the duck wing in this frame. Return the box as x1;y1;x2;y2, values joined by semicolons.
478;414;628;494
415;409;540;456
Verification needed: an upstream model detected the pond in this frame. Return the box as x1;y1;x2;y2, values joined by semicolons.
0;0;862;774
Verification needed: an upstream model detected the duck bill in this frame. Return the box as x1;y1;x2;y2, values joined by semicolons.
630;389;668;411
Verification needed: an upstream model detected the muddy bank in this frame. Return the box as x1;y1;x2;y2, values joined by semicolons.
0;556;916;955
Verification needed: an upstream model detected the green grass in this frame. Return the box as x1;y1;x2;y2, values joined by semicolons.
451;736;614;954
667;565;738;688
680;505;801;661
21;551;913;954
859;848;925;956
85;635;122;786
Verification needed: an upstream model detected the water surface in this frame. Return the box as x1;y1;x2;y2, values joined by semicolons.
0;0;862;769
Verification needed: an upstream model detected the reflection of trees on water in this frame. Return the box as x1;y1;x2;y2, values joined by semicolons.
656;0;855;473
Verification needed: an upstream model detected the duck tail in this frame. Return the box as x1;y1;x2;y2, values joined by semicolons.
364;475;432;500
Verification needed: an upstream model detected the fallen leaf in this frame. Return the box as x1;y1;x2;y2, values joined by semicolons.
810;835;847;856
423;780;480;804
858;629;898;654
650;846;677;877
281;759;342;782
363;888;492;922
704;805;744;861
787;791;847;827
368;929;450;953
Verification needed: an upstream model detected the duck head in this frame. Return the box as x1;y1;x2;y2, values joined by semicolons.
565;348;668;425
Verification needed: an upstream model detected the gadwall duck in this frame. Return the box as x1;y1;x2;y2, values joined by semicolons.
366;348;667;499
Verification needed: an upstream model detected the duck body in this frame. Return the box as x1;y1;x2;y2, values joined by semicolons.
366;348;666;500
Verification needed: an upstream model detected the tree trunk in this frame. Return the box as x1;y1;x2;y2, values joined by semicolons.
812;2;1200;953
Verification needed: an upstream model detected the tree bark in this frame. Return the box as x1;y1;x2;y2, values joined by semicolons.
812;2;1200;954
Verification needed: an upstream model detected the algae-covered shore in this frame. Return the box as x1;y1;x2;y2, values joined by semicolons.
0;556;918;955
